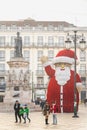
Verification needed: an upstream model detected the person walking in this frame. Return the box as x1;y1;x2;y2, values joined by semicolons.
51;102;58;125
19;104;25;123
14;100;21;123
23;104;31;123
43;101;50;125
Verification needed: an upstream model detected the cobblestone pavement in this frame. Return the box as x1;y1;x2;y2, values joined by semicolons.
0;104;87;130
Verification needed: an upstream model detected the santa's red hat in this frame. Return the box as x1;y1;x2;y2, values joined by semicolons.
52;49;77;64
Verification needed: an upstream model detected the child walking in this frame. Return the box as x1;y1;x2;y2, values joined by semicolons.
19;104;25;123
23;104;31;123
43;101;50;125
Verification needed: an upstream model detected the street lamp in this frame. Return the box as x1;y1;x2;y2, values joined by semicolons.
31;72;34;102
65;30;86;118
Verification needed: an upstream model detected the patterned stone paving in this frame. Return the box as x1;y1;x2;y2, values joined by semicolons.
0;104;87;130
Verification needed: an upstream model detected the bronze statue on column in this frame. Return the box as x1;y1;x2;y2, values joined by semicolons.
15;32;23;57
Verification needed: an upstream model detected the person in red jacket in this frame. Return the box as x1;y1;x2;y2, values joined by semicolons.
41;49;82;113
51;102;58;125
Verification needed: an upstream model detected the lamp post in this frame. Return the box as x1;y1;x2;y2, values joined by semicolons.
65;30;86;118
31;72;34;102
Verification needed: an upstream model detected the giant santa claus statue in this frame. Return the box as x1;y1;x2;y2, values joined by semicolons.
41;49;82;113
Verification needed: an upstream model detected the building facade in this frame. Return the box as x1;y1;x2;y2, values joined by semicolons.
0;18;87;102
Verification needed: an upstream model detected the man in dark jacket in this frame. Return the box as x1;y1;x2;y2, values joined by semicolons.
14;100;21;123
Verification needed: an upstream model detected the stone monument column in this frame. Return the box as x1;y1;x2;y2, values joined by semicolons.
4;32;31;104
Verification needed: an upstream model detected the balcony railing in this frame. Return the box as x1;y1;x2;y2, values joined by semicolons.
79;70;87;75
34;84;47;89
0;70;6;76
0;42;82;49
36;70;45;77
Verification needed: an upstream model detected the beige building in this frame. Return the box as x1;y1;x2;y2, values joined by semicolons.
0;18;87;102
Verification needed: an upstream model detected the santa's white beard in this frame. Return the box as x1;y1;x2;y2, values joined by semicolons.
55;67;71;86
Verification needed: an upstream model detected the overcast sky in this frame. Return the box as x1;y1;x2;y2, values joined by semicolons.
0;0;87;26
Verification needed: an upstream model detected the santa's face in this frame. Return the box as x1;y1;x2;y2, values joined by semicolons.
55;63;71;86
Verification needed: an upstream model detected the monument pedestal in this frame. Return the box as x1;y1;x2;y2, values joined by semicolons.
4;89;13;103
4;57;31;104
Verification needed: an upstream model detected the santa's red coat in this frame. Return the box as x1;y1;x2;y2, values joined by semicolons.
45;65;81;113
